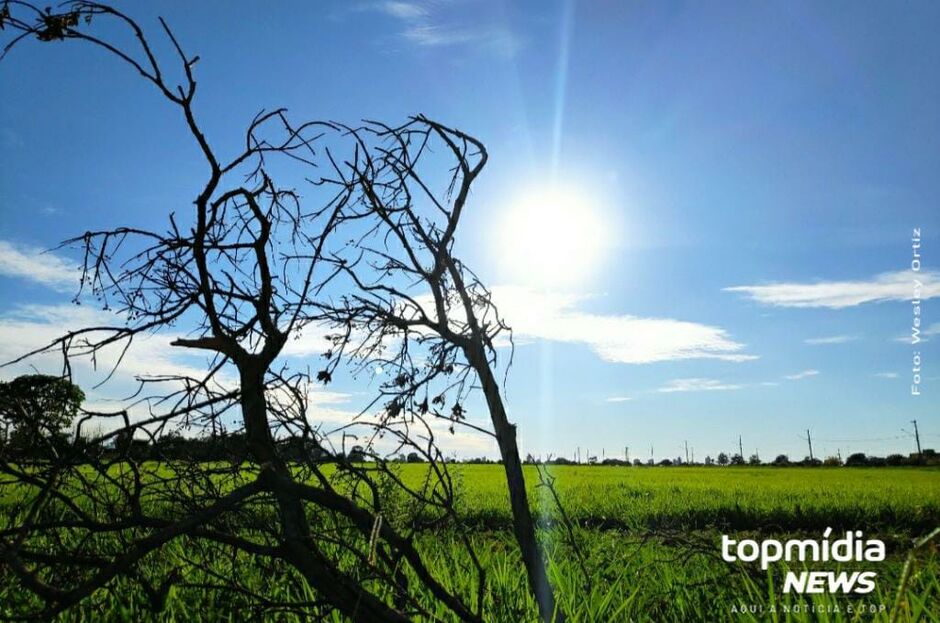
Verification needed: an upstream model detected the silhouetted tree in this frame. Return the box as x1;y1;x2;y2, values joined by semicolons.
845;453;868;467
0;4;503;621
346;445;366;463
314;116;564;621
0;374;84;459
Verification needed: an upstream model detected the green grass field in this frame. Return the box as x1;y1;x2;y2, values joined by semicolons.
443;465;940;532
2;465;938;622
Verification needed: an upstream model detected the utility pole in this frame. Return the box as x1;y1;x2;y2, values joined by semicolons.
684;440;689;464
576;446;580;464
806;429;814;462
738;435;744;459
625;446;629;463
650;444;654;464
912;420;922;455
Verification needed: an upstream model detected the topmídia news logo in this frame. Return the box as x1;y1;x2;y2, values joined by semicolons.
722;528;886;594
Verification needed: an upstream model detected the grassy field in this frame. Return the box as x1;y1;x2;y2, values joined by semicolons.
2;465;938;622
443;465;940;532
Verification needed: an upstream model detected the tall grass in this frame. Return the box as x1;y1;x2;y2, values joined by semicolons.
2;465;937;621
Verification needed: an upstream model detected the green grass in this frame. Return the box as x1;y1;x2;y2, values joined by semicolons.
2;465;938;622
439;465;940;532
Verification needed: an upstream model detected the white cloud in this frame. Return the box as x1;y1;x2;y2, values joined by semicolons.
319;407;494;458
378;1;428;20
904;322;940;344
0;304;223;388
605;396;633;403
804;335;856;345
873;372;898;379
0;240;79;291
401;25;521;56
725;270;940;308
0;304;113;364
279;321;335;357
0;303;362;437
307;389;354;406
365;0;522;58
493;286;756;364
784;369;819;380
656;378;743;393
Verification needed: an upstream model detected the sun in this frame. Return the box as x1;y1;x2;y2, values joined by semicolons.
495;184;610;288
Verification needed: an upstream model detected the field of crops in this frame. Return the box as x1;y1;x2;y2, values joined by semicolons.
440;465;940;533
2;465;938;622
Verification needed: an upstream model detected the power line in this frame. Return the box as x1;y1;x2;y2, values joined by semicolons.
815;435;908;443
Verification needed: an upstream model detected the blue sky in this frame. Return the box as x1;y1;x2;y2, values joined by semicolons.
1;0;938;461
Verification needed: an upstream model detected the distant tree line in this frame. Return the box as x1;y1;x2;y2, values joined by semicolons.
2;375;935;468
520;451;938;468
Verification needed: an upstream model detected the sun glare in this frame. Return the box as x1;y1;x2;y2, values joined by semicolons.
497;185;610;287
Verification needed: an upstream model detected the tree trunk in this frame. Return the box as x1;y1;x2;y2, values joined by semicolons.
464;344;563;623
238;362;410;622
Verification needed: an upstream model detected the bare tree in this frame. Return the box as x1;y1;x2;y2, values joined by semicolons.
314;117;564;622
0;3;515;620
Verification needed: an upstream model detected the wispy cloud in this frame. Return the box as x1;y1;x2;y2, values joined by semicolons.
873;372;898;379
0;303;354;436
895;322;940;344
784;369;819;381
725;270;940;308
401;24;521;55
605;396;633;403
0;240;78;292
494;287;756;364
367;0;523;57
0;304;218;386
0;304;487;454
804;335;856;345
656;378;743;393
650;367;820;395
378;1;428;20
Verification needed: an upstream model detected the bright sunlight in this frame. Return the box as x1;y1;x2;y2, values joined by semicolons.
496;184;611;287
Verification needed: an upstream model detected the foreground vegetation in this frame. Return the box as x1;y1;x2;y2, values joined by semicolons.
2;465;937;622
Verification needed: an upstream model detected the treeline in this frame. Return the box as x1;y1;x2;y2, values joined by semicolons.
4;432;937;467
2;375;935;467
514;450;939;467
0;430;374;464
